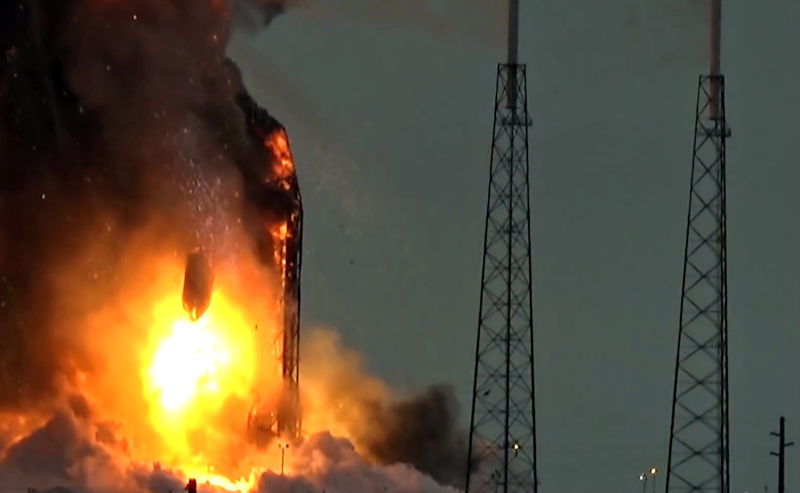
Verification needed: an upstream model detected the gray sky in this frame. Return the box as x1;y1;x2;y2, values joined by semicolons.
228;1;800;493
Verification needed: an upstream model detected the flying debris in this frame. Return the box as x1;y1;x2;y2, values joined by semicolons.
182;250;214;321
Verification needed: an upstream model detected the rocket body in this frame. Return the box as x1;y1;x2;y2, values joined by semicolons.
182;250;214;321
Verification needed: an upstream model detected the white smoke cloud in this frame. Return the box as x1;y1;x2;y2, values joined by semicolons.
0;403;462;493
255;432;462;493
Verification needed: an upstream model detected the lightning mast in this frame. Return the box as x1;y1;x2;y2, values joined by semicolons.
665;3;731;493
465;0;538;492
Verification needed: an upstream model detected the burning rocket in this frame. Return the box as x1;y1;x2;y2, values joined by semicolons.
182;250;214;321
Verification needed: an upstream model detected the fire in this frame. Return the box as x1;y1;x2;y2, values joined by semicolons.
37;244;291;490
269;221;289;277
0;0;424;490
265;130;295;182
143;287;257;429
147;315;236;413
271;221;289;241
0;242;393;492
103;252;290;489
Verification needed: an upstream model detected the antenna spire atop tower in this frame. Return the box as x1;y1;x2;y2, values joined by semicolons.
505;0;521;109
710;0;721;76
507;0;519;66
709;0;722;117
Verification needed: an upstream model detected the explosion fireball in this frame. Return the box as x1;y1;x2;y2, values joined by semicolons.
0;1;467;492
145;292;255;419
148;317;233;413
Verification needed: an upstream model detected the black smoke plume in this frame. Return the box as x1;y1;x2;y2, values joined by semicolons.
0;0;293;411
363;385;468;488
300;329;470;488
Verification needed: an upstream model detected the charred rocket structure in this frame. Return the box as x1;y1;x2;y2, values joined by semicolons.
1;1;302;439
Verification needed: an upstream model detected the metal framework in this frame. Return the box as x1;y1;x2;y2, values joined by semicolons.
270;127;303;439
278;199;302;438
465;63;538;493
665;75;731;493
236;94;302;441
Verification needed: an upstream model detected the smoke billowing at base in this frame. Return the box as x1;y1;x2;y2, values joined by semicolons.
0;1;466;491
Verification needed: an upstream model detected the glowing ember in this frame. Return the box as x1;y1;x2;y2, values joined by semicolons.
268;221;289;276
271;221;289;241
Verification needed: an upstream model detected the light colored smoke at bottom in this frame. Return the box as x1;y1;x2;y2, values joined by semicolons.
0;402;461;493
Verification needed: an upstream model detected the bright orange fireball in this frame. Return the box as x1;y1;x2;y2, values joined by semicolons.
148;317;231;412
142;285;260;457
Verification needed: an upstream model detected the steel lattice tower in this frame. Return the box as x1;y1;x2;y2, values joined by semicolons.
665;2;731;493
238;97;303;440
465;2;538;493
276;130;303;439
278;199;302;438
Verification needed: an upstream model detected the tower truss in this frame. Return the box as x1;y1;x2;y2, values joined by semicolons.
275;130;303;439
278;202;302;438
665;74;731;493
465;63;538;493
238;93;304;440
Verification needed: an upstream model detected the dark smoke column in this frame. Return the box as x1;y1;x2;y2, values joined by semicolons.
238;92;303;439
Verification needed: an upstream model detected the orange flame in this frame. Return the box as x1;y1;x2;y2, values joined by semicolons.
58;244;291;490
142;291;257;434
265;130;295;184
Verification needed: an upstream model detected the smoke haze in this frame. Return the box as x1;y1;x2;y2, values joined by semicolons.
236;0;504;46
